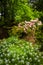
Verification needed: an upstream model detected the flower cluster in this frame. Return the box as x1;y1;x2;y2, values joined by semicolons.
0;36;43;65
18;18;42;33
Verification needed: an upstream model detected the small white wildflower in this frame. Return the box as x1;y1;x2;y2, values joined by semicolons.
26;62;30;65
17;57;19;60
4;41;7;44
32;47;34;50
15;64;17;65
26;57;28;60
6;64;9;65
30;43;32;45
34;57;37;60
38;60;40;62
1;54;3;57
39;53;41;56
35;53;37;55
35;48;38;50
29;58;32;61
22;56;24;59
7;53;10;56
36;56;39;58
21;60;24;63
7;50;9;53
3;45;5;48
42;56;43;59
30;53;32;55
9;61;11;63
5;59;8;63
12;58;14;61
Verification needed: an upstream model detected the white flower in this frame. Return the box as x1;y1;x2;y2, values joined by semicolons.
7;53;10;56
30;43;32;46
36;56;39;58
3;46;5;48
4;41;7;44
38;60;40;62
0;13;1;15
29;53;32;55
29;58;32;61
12;58;14;61
5;59;8;63
26;62;30;65
32;47;34;50
9;61;11;63
26;57;28;60
30;43;32;45
20;60;24;63
34;58;37;60
17;57;19;60
22;56;24;59
15;64;17;65
0;54;3;57
7;50;9;53
35;53;37;55
39;53;41;56
3;52;5;55
42;56;43;59
6;64;9;65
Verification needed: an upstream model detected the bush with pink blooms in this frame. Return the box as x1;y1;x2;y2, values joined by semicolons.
10;18;42;43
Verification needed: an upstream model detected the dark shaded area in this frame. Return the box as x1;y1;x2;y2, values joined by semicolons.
0;27;9;39
19;32;27;39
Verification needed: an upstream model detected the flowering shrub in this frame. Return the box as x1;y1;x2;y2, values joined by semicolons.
11;19;42;43
0;36;43;65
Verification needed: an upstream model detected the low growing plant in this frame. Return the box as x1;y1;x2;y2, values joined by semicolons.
0;36;43;65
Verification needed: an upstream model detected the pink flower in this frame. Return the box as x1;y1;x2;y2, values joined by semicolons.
38;21;42;25
30;18;38;23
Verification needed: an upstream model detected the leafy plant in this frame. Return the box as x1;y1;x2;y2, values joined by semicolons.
0;0;40;26
35;24;43;51
0;36;43;65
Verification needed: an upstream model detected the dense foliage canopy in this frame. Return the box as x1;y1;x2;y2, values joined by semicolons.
0;0;40;26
